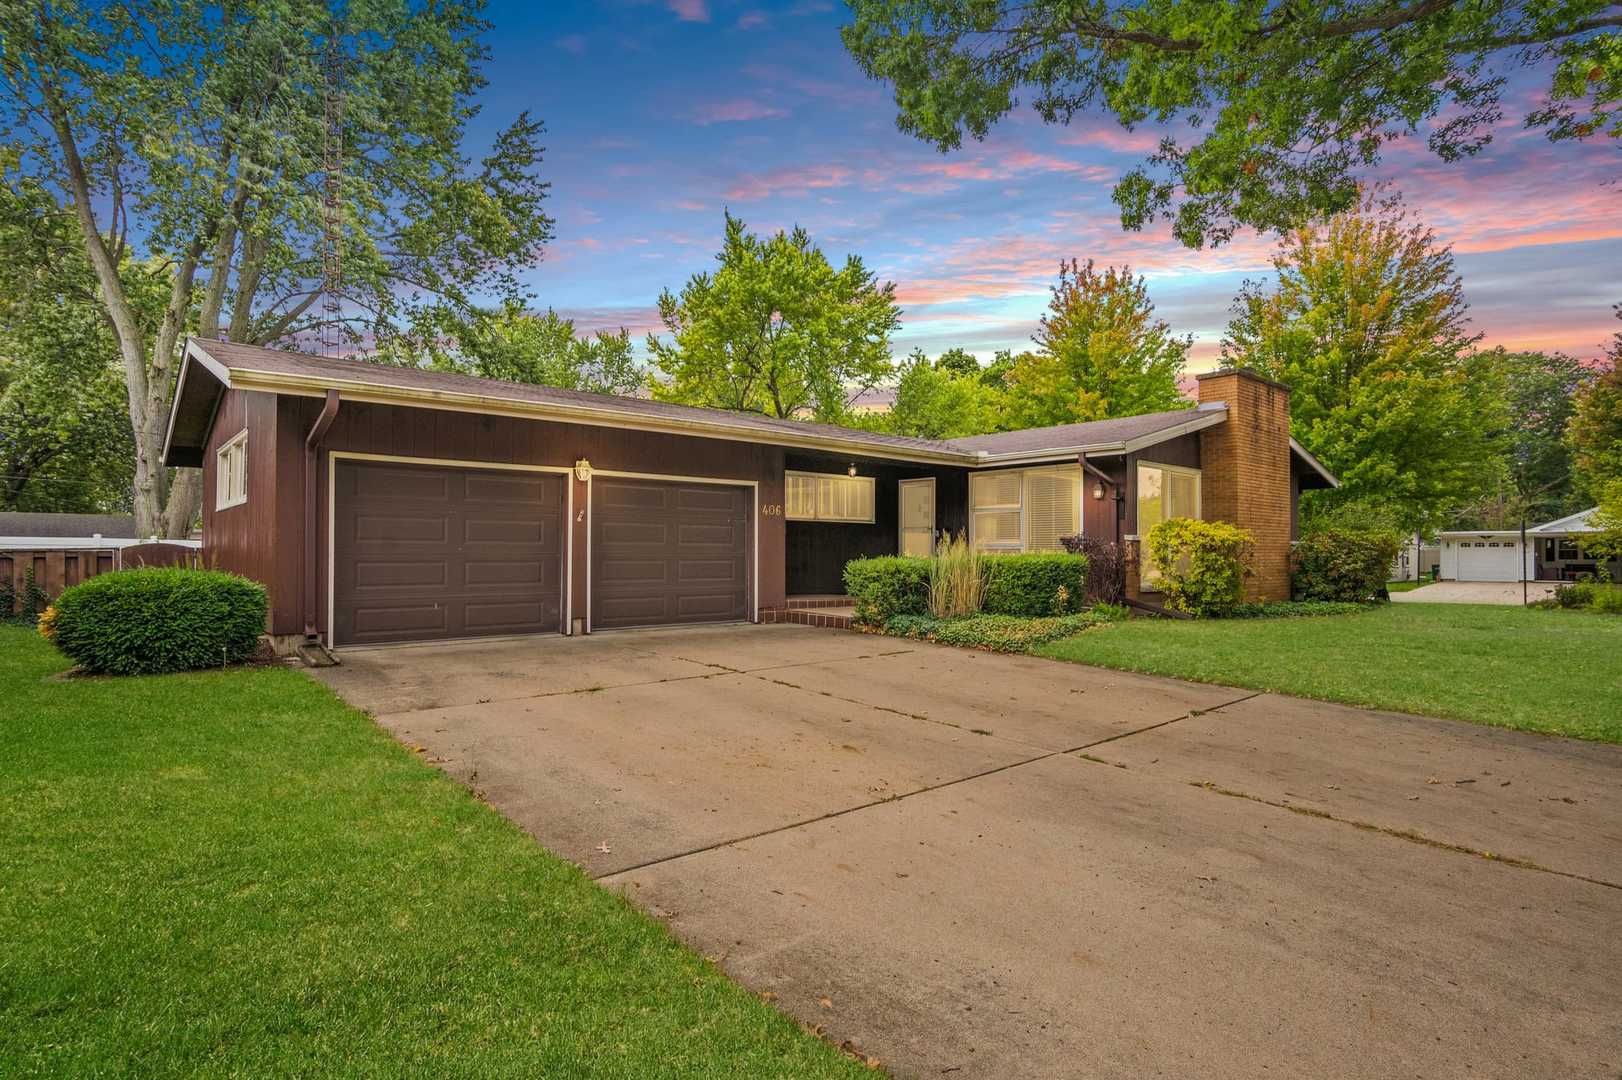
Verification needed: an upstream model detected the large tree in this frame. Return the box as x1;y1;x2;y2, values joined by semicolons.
379;303;644;399
1469;348;1595;524
880;349;1007;439
1566;307;1622;501
1004;259;1189;427
842;1;1620;247
648;213;900;423
0;154;135;513
0;0;552;536
1223;199;1505;533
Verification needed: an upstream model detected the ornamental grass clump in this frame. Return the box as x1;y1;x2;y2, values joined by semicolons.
928;532;982;619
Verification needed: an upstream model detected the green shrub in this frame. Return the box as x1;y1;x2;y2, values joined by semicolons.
1227;600;1369;619
882;609;1118;652
844;556;930;624
980;553;1089;617
1554;582;1593;609
1291;528;1402;602
1592;586;1622;614
1143;518;1254;617
929;533;983;618
1556;580;1622;614
49;568;268;675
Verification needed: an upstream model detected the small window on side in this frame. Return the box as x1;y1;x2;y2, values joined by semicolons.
216;429;248;510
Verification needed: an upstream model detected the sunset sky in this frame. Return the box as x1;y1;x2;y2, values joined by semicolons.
475;0;1621;371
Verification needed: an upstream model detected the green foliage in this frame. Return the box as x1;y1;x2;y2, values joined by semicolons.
1224;199;1505;534
980;553;1089;617
1227;600;1370;619
933;347;981;377
928;532;983;618
1553;579;1622;614
1291;529;1402;603
1144;518;1254;617
0;153;136;513
1566;316;1622;501
381;302;644;398
882;610;1117;652
648;213;900;423
881;350;1007;439
1;0;553;535
843;555;931;624
49;568;267;675
1480;349;1595;523
2;567;49;625
846;551;1091;623
1588;478;1622;562
841;1;1619;248
1004;260;1190;427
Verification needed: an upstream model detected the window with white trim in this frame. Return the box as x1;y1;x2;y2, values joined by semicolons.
216;429;248;510
1136;461;1201;586
968;466;1081;553
785;471;875;523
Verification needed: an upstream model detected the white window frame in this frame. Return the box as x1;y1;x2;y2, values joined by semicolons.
967;466;1082;553
784;470;876;524
216;428;248;510
1135;460;1202;589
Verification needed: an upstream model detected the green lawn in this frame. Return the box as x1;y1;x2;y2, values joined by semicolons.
1385;578;1431;592
0;627;866;1078
1039;602;1622;743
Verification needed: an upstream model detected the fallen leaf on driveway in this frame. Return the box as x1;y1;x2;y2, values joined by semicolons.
819;996;833;1009
595;841;612;854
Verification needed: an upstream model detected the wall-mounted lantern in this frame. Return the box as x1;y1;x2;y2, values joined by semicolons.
1092;482;1106;500
574;458;593;483
847;463;858;477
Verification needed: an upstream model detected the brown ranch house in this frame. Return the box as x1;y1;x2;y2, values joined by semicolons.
161;338;1337;651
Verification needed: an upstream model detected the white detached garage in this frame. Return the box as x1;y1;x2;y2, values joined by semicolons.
1437;531;1536;582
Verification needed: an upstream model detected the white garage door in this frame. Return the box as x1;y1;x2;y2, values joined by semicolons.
1454;541;1526;582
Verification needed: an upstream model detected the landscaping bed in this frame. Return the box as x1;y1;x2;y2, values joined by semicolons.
0;626;869;1078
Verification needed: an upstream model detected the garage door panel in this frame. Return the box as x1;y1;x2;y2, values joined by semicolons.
591;477;750;630
335;460;565;645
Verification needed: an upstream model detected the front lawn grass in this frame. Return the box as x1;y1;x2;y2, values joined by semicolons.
0;626;867;1078
1037;602;1622;743
1385;578;1431;593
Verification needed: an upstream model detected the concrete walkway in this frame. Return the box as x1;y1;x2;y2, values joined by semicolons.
315;624;1622;1079
1391;580;1559;604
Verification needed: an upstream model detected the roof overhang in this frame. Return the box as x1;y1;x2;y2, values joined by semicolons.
1289;438;1339;489
161;342;234;467
966;407;1230;468
1527;507;1600;535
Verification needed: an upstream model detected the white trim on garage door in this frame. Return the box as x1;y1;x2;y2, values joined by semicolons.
1440;537;1534;582
585;469;759;633
327;451;574;647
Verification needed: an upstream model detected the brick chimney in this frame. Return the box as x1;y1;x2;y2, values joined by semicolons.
1195;368;1293;602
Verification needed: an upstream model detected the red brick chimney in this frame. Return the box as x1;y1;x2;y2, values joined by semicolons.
1195;368;1293;602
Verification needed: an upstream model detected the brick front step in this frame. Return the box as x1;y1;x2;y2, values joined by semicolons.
761;605;855;630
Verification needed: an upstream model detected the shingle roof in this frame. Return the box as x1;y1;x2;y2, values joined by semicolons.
0;513;138;539
168;338;1244;467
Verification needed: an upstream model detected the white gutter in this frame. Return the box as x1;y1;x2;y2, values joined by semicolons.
0;536;202;550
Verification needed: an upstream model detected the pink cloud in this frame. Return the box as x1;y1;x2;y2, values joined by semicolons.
1054;124;1162;154
688;99;789;125
667;0;709;21
725;163;854;200
736;10;768;29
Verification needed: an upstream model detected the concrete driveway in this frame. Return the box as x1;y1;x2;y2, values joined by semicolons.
315;624;1622;1079
1391;580;1559;604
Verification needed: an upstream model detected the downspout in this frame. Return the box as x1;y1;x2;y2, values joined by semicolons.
304;389;340;643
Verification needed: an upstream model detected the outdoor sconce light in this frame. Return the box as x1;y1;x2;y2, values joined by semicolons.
848;463;858;477
1092;482;1106;500
574;458;592;483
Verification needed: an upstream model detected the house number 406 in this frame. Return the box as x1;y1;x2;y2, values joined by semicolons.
761;503;783;516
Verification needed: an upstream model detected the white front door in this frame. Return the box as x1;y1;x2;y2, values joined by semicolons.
899;478;936;557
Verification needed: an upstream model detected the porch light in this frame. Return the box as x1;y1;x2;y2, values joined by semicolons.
574;458;592;483
1092;482;1105;500
847;463;858;477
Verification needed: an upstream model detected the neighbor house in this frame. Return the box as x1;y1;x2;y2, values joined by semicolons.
1438;506;1620;583
160;339;1336;650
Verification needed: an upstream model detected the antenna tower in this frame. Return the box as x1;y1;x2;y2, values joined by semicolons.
320;25;344;357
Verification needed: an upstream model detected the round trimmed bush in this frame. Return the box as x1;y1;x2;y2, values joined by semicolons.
49;568;268;675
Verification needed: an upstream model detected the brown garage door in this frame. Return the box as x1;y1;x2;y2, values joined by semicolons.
333;460;565;646
591;477;750;630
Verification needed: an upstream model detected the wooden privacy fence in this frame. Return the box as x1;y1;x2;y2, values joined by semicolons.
2;544;202;614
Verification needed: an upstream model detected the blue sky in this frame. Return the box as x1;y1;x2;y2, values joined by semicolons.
472;0;1621;371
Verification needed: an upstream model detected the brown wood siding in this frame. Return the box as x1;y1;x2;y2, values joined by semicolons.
783;456;968;594
201;388;283;631
278;396;786;639
590;477;749;629
1136;432;1202;470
